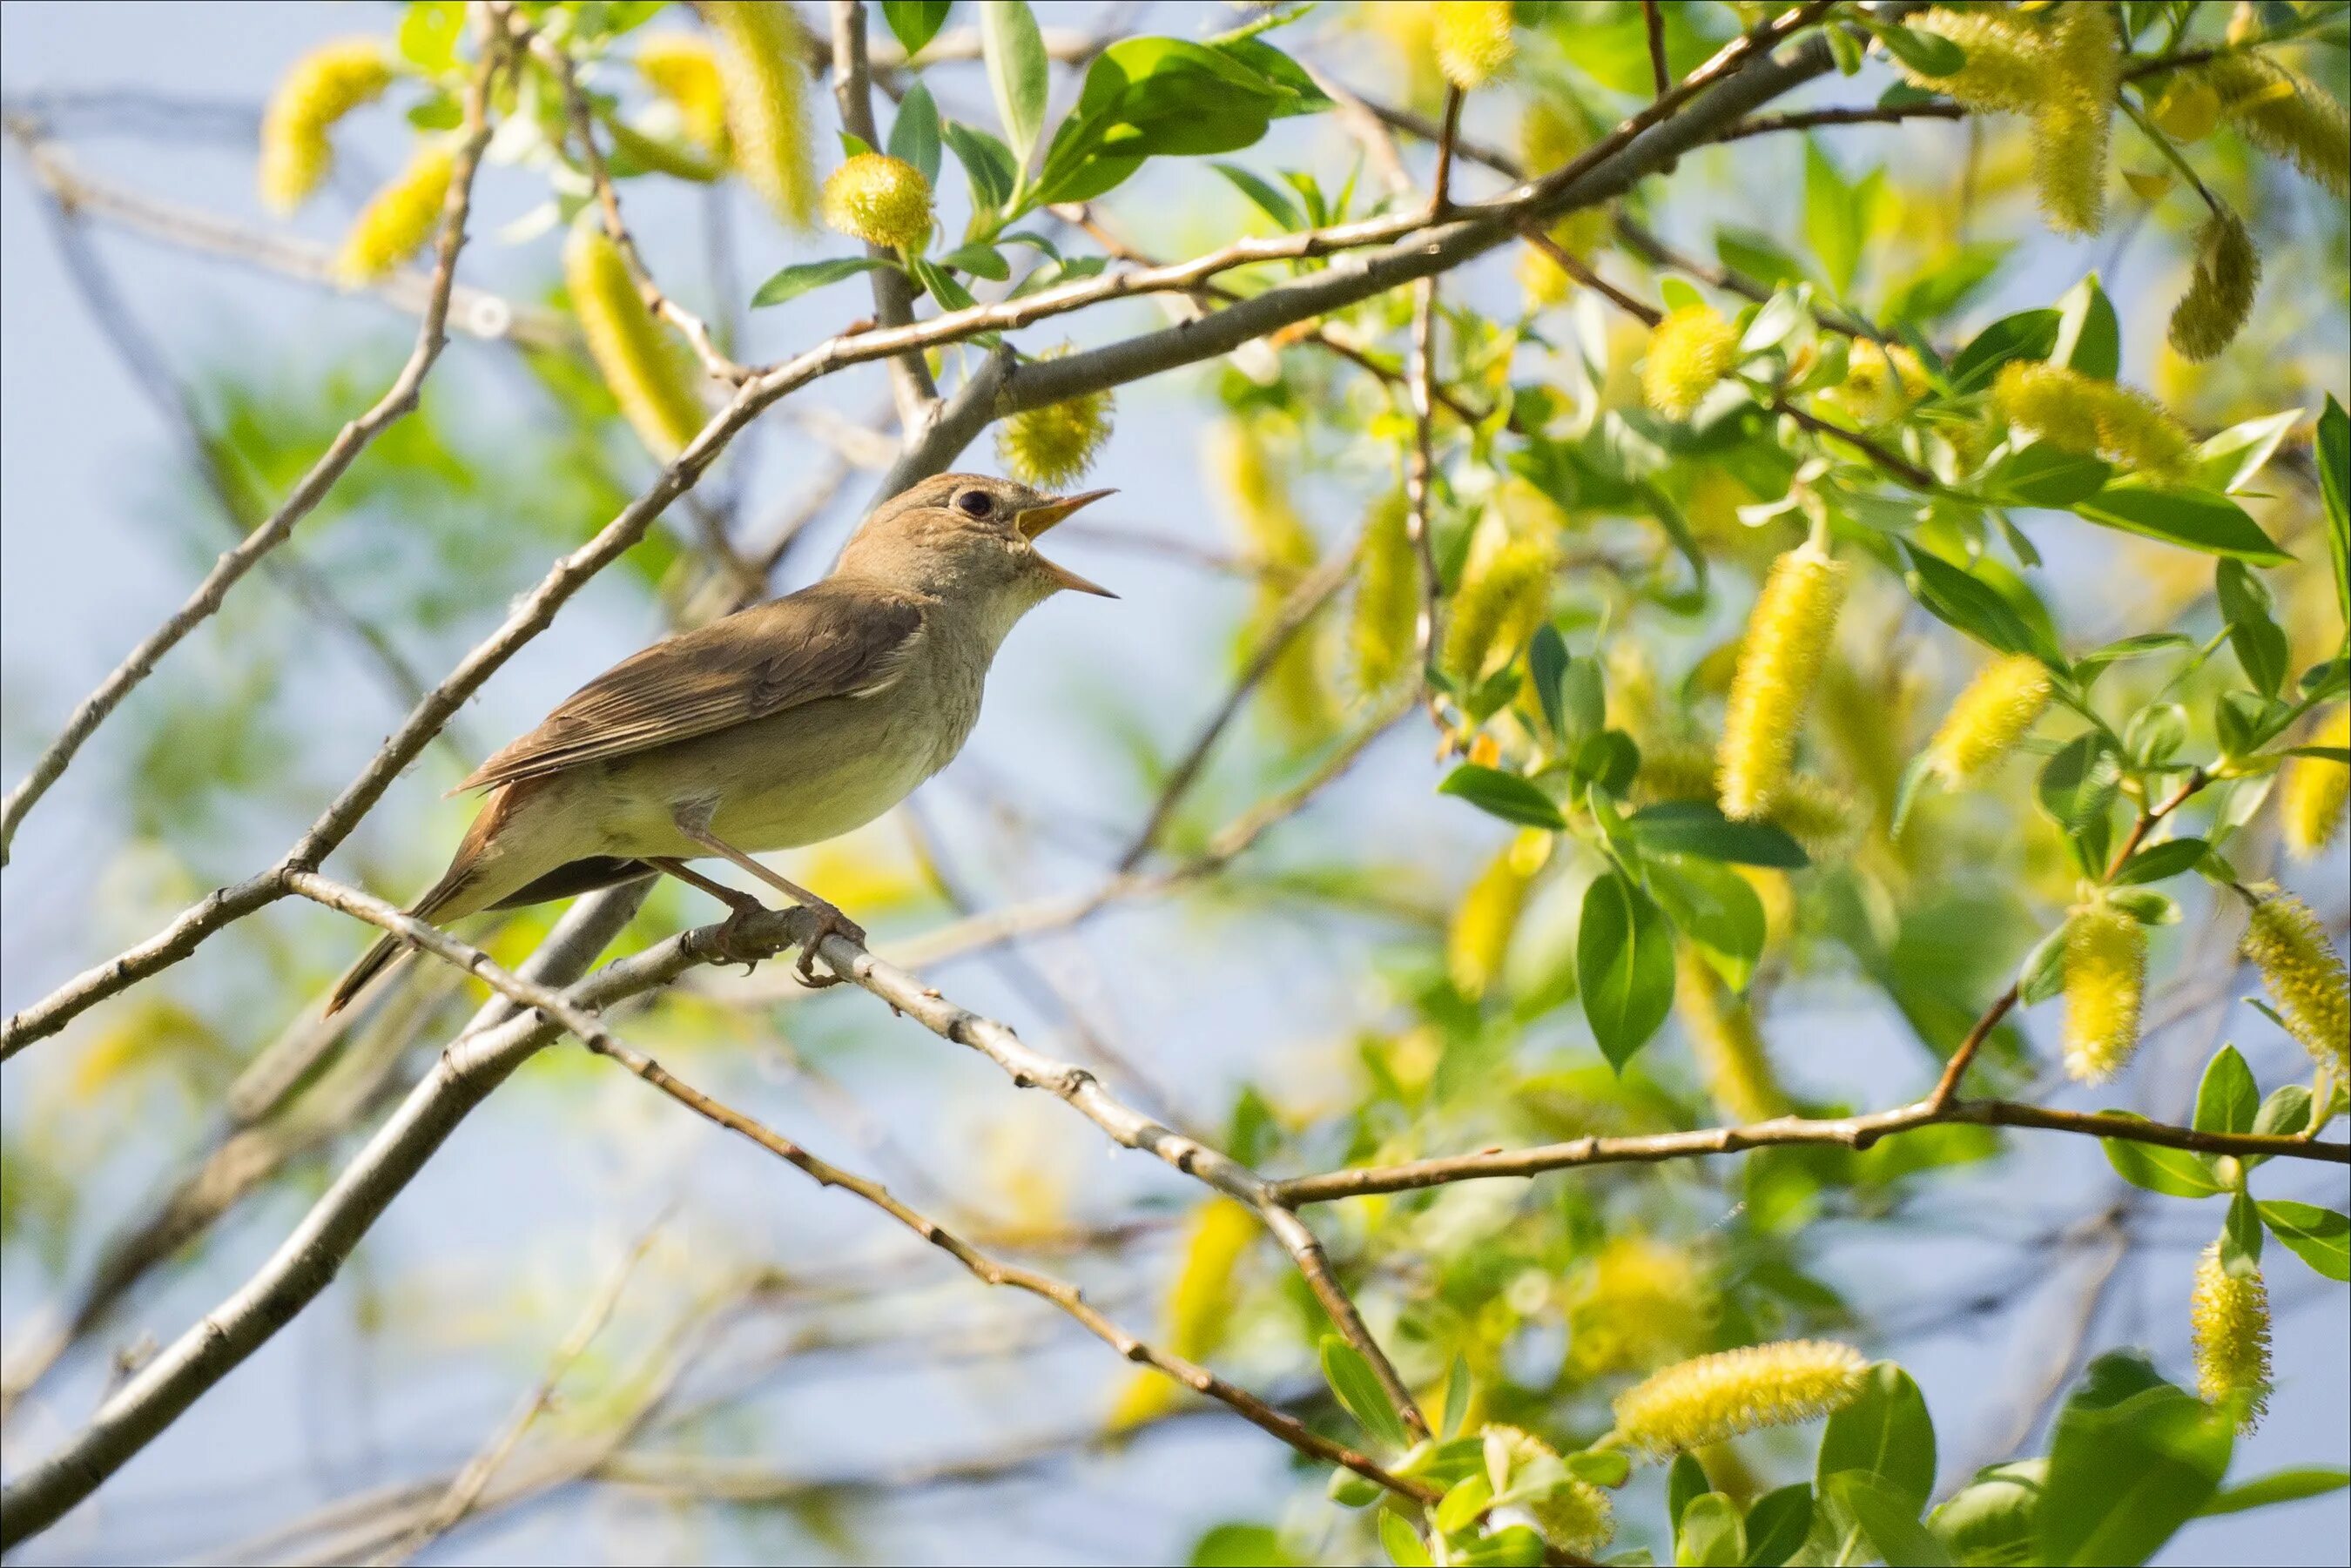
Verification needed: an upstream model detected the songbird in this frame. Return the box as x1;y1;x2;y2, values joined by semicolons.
327;474;1114;1013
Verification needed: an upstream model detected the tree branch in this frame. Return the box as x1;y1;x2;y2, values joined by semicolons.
830;0;940;429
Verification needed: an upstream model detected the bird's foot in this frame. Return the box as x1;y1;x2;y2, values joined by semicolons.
711;903;779;973
792;901;866;989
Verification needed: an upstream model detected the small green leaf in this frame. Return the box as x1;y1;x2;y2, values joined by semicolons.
1648;859;1767;994
1930;1461;2044;1566
2318;394;2348;617
1380;1511;1434;1568
1743;1484;1814;1567
2257;1200;2350;1281
1827;1471;1955;1566
2037;1355;2232;1565
1628;800;1810;867
2100;1116;2227;1197
750;256;893;307
2251;1084;2313;1140
1211;160;1304;230
1569;1449;1631;1488
2196;1466;2350;1517
1979;443;2111;508
1949;308;2061;392
980;0;1050;169
879;0;953;58
2193;1045;2259;1136
1818;1363;1937;1514
2051;274;2120;381
2112;837;2207;885
1193;1523;1300;1567
1904;545;2064;665
2072;486;2293;565
2017;923;2069;1006
1438;765;1566;831
2222;1189;2265;1274
886;80;943;185
1679;1492;1747;1567
2215;560;2290;697
1579;871;1677;1070
1669;1452;1710;1533
1528;625;1570;742
943;119;1020;211
1436;1470;1494;1536
937;242;1011;280
1874;23;1967;77
2193;409;2300;494
1320;1336;1411;1450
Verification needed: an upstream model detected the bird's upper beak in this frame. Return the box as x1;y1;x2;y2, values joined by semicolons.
1014;488;1117;598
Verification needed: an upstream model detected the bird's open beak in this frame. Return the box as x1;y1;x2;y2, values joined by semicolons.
1015;488;1118;598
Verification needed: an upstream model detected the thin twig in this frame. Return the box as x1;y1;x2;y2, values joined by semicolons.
830;0;940;428
1642;0;1672;98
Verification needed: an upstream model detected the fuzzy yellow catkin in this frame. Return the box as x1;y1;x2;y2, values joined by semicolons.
1108;1198;1257;1430
1517;102;1607;308
1432;2;1517;90
1611;1341;1869;1458
1484;1427;1615;1556
1992;360;2195;481
1719;544;1847;820
2191;1242;2273;1432
1900;8;2051;112
2199;52;2351;199
1634;738;1856;854
2240;891;2350;1075
1642;305;1742;419
1674;945;1791;1124
636;35;731;155
1443;528;1559;686
704;1;818;228
1568;1237;1714;1376
2063;904;2147;1084
821;152;933;248
1927;653;2052;784
2279;708;2349;858
1349;491;1420;697
2169;210;2261;361
1449;834;1546;999
258;37;394;215
333;144;453;285
564;222;708;461
1818;340;1930;427
997;348;1115;487
2032;3;2119;236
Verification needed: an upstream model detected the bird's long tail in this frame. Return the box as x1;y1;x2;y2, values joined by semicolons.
323;867;471;1017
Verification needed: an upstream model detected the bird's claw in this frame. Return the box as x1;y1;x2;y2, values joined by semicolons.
792;905;866;989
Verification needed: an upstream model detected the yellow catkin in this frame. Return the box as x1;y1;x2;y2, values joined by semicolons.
704;1;818;228
1433;1;1517;90
997;347;1115;487
1992;360;2195;481
1485;1427;1614;1556
1209;423;1330;736
564;222;708;461
1518;101;1607;308
2169;210;2261;361
2240;892;2350;1075
637;35;731;155
1568;1237;1714;1377
1818;339;1930;427
1108;1199;1258;1430
1675;945;1791;1124
1738;865;1797;957
2191;1242;2273;1432
1349;491;1419;697
1926;653;2053;784
1901;8;2050;111
820;151;933;248
1719;544;1847;820
2063;904;2146;1084
2032;3;2119;236
1450;834;1547;999
2199;52;2351;199
258;37;394;214
1611;1341;1869;1458
1443;527;1559;686
2279;708;2349;858
333;144;453;284
1642;305;1742;419
1638;737;1855;853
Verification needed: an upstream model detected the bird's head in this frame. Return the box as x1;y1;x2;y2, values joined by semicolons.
838;474;1116;619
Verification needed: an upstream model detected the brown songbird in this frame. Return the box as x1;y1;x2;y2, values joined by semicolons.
327;474;1114;1013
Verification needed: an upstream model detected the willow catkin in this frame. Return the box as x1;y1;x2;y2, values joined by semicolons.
1482;1427;1614;1556
1719;544;1847;820
1449;833;1546;999
2063;903;2147;1084
2199;51;2351;199
1674;945;1791;1124
636;35;730;155
1817;339;1930;427
258;37;394;214
1107;1198;1257;1430
2240;891;2349;1075
1900;7;2049;111
820;152;933;249
1567;1237;1715;1376
333;143;453;285
997;347;1115;487
1992;360;2196;481
2033;3;2119;235
1348;491;1419;697
1926;653;2052;784
1611;1341;1869;1458
704;0;818;228
2279;708;2349;858
1432;1;1517;90
1642;305;1741;419
2169;209;2261;361
2191;1242;2273;1432
1209;422;1330;735
1517;101;1607;308
564;222;707;461
1443;527;1559;687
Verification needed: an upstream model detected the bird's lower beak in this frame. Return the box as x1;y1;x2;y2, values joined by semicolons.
1017;488;1118;599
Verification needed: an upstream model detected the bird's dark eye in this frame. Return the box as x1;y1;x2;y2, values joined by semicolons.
955;489;994;518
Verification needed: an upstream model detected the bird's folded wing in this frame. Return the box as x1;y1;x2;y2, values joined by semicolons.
455;581;927;792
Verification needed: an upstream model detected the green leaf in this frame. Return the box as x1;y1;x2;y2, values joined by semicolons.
750;256;893;307
980;0;1050;169
1438;765;1566;831
1803;140;1865;297
1034;37;1293;205
2038;735;2120;871
937;242;1010;280
2257;1200;2351;1280
2074;632;2193;687
2193;409;2300;494
2319;394;2348;619
1874;22;1967;77
2193;1045;2259;1136
2196;1466;2351;1517
1930;1460;2044;1567
1668;1452;1710;1534
943;119;1020;211
1949;309;2060;393
2215;560;2289;697
1827;1471;1954;1566
886;80;943;185
1743;1484;1814;1567
1329;1465;1382;1506
1904;545;2065;666
1211;160;1304;230
2037;1355;2232;1565
1628;800;1810;867
1437;1470;1494;1535
1571;1449;1632;1488
1818;1363;1937;1514
1320;1336;1411;1450
1579;871;1677;1070
2099;1115;2227;1197
1715;226;1812;291
1979;443;2112;508
1678;1492;1747;1567
2252;1083;2313;1140
2112;837;2206;885
1648;858;1767;994
2072;485;2293;565
2017;923;2069;1006
1380;1511;1434;1568
909;257;976;310
879;0;953;58
2051;274;2120;380
1528;625;1570;742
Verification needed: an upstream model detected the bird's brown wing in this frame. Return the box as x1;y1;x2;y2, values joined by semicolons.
455;580;928;793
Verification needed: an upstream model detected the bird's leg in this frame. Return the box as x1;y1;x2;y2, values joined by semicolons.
666;810;864;987
645;857;771;973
